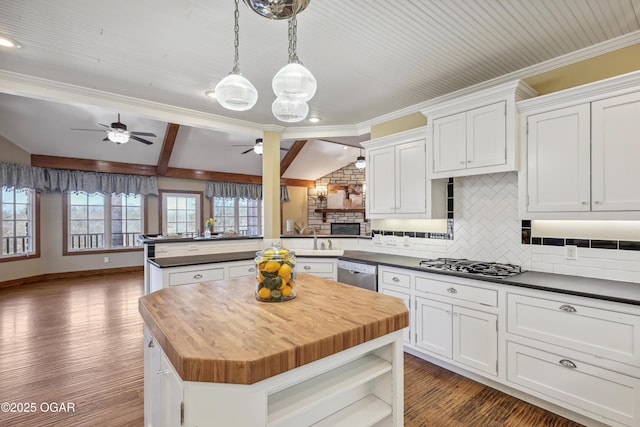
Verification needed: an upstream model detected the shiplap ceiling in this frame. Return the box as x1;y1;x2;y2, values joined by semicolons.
0;0;639;179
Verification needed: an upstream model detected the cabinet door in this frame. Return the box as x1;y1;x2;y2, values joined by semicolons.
433;112;466;173
527;104;591;212
381;288;412;345
592;91;640;211
395;139;426;214
144;327;163;427
466;101;506;169
367;146;396;214
416;297;452;358
160;353;184;427
452;306;497;376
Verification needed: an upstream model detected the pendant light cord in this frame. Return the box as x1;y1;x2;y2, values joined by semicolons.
288;11;299;63
232;0;241;73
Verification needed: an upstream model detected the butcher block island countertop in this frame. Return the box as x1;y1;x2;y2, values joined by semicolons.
139;273;408;384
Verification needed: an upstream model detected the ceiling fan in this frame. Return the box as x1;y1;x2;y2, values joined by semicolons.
71;113;157;145
234;138;290;155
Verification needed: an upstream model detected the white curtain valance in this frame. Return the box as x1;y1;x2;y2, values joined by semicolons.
206;181;289;202
0;162;159;196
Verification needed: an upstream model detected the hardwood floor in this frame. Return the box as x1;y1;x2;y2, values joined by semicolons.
0;273;584;427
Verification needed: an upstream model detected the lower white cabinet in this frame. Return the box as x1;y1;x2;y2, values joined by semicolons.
143;328;404;427
381;288;412;345
507;341;640;427
148;259;255;293
296;258;337;281
415;297;498;376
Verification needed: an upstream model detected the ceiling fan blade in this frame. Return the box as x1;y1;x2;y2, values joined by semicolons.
71;128;106;132
130;131;157;137
240;148;253;154
98;123;112;129
232;144;254;147
280;147;289;151
130;135;154;145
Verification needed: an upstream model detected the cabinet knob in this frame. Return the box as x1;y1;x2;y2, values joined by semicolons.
446;287;457;294
594;201;602;204
559;304;577;313
304;265;312;270
559;359;577;369
157;369;172;376
147;338;154;348
193;273;203;279
581;202;588;205
392;277;400;282
248;267;255;272
459;161;465;165
467;160;472;163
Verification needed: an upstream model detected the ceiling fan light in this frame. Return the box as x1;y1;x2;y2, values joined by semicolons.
272;97;309;123
355;156;366;169
253;140;264;155
272;62;317;102
214;72;258;111
107;130;130;144
242;0;310;20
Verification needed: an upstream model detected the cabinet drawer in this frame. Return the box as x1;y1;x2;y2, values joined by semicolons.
380;269;411;289
415;276;497;307
507;293;640;367
228;263;256;278
168;267;224;286
298;261;334;274
507;341;640;427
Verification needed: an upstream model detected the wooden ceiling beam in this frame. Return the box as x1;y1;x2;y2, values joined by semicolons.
280;139;307;177
156;123;180;176
29;155;316;187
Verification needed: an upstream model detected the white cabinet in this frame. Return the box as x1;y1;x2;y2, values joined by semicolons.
415;297;498;376
432;101;507;174
422;80;536;179
505;290;640;427
363;127;446;219
378;267;413;346
296;257;337;281
518;71;640;219
148;259;255;293
144;327;184;427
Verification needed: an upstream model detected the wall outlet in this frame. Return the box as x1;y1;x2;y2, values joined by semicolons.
564;245;577;260
103;256;109;263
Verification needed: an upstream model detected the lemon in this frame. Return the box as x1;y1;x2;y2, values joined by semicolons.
281;286;293;297
258;287;271;299
263;261;281;273
278;263;292;277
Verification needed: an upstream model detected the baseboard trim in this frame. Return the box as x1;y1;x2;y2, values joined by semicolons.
0;266;143;289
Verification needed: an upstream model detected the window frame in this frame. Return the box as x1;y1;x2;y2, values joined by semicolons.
0;189;40;263
211;196;263;236
63;191;147;256
159;190;203;237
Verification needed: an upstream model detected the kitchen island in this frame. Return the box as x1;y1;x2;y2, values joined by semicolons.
139;273;408;427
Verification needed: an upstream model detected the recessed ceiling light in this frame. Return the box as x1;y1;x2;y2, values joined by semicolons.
204;90;216;99
308;116;321;123
0;35;22;49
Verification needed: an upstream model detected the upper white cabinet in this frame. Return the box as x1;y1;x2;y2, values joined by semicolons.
518;71;640;219
422;80;536;179
362;127;446;219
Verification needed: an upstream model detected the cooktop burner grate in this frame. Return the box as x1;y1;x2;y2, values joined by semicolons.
418;258;522;277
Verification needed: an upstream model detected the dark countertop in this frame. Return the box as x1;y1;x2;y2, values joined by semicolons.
148;251;257;268
140;234;262;244
340;250;640;306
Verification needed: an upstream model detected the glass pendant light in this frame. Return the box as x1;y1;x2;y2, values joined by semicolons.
354;149;366;169
243;0;310;20
272;97;309;123
213;0;258;111
272;14;317;109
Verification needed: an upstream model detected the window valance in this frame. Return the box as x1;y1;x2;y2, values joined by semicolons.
0;162;159;196
206;181;289;202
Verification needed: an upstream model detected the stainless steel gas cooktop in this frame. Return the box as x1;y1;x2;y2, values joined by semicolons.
418;258;522;278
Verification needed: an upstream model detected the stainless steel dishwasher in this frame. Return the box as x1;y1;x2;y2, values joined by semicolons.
337;259;377;292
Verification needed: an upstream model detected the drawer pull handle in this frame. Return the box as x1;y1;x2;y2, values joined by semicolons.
559;304;576;313
392;277;400;282
157;369;172;375
248;267;255;272
304;265;312;270
147;338;154;348
193;274;203;279
447;287;457;294
559;359;577;369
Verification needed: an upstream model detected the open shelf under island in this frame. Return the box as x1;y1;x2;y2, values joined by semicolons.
139;273;408;427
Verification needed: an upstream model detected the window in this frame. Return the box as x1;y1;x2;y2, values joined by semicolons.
1;187;38;259
161;191;201;236
212;197;262;236
65;192;144;253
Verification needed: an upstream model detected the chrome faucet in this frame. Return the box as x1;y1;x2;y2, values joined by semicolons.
300;226;318;250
